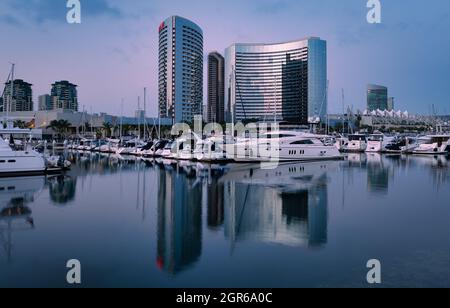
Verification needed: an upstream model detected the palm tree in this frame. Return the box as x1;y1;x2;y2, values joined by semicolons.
47;119;72;140
122;124;132;136
13;120;27;129
102;122;112;138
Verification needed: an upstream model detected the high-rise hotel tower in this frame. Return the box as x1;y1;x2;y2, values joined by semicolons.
225;37;327;124
158;16;204;124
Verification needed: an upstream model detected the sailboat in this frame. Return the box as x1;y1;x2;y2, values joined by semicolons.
1;64;47;177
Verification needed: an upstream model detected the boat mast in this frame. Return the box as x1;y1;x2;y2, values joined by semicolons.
143;87;147;141
137;96;141;140
342;89;345;134
7;63;15;118
120;98;123;141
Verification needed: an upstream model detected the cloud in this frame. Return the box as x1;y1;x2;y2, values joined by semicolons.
2;0;123;25
0;14;22;27
253;0;291;15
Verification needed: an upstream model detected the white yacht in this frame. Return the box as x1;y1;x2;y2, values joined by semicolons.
384;136;419;154
232;131;342;162
366;132;394;153
413;135;450;155
194;135;232;163
345;134;367;153
334;135;349;152
0;136;46;177
116;139;143;155
160;141;175;159
142;140;169;158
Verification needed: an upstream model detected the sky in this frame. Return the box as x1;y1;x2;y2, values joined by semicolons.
0;0;449;117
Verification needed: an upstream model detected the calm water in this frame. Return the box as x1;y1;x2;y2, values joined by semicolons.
1;152;450;288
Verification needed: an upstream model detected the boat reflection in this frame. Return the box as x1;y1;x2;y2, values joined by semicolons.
0;177;44;262
221;162;336;248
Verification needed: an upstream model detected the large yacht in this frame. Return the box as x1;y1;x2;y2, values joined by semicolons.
232;131;342;162
412;135;450;155
0;131;46;177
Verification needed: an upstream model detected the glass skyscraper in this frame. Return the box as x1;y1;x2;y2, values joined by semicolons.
367;84;388;111
158;16;203;124
207;52;225;123
224;37;327;124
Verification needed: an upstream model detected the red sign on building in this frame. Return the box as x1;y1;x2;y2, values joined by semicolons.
158;22;165;32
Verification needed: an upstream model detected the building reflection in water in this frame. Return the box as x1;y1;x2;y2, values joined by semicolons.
156;164;202;275
0;177;44;262
221;162;334;248
366;153;390;195
206;169;225;230
47;175;77;205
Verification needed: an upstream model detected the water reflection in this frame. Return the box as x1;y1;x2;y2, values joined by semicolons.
48;176;77;205
366;153;390;195
0;177;43;262
156;165;202;275
0;150;449;285
221;162;333;248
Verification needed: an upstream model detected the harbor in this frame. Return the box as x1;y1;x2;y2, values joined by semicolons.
1;0;450;290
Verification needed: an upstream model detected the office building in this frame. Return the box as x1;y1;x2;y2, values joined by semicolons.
367;84;388;111
38;94;52;111
388;97;395;111
225;37;327;124
51;81;78;111
207;52;225;123
2;79;34;112
158;16;204;124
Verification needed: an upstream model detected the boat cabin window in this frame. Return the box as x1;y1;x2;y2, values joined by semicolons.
8;160;16;163
290;140;314;145
349;135;366;141
369;135;383;141
267;134;296;139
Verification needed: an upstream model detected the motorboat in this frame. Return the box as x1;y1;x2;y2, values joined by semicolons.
116;139;144;155
413;135;450;155
366;132;394;153
384;136;419;154
334;135;349;152
232;131;342;162
345;134;367;153
194;135;233;163
130;141;153;156
171;133;202;160
0;136;47;177
142;140;169;158
160;141;176;159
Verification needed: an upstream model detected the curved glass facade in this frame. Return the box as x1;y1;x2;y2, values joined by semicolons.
158;16;203;123
225;38;327;124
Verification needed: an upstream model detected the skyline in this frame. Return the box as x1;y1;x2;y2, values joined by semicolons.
0;0;449;117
